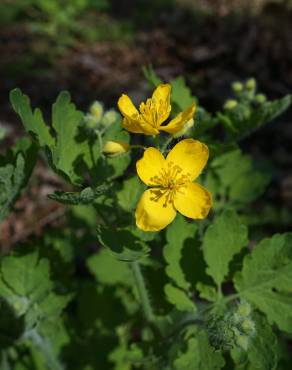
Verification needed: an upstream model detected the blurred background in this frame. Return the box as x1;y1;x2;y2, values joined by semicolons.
0;0;291;246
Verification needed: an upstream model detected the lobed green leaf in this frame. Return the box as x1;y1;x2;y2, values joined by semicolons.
203;209;248;287
234;233;292;333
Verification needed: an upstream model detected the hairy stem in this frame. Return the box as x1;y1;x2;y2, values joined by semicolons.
130;261;155;323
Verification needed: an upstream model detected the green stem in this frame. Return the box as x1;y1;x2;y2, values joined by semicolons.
130;261;155;323
217;284;223;300
153;135;160;149
96;130;103;154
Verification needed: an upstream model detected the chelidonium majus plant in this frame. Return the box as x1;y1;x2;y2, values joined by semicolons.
0;74;292;369
117;83;211;232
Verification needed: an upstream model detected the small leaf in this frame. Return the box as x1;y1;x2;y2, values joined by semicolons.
171;77;194;111
50;91;87;184
48;184;109;205
10;88;101;186
196;282;217;302
0;138;37;222
97;225;150;262
142;65;162;87
87;249;133;286
203;209;248;287
164;284;196;312
10;88;55;147
249;94;292;131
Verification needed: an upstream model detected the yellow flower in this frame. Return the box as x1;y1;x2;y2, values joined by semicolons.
135;138;212;231
103;140;130;156
118;84;196;136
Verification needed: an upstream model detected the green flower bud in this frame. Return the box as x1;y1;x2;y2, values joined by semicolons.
237;302;251;317
232;82;243;92
224;99;238;110
85;114;99;129
101;110;119;126
255;94;267;104
90;101;104;121
236;335;249;351
241;319;255;335
246;78;256;91
232;313;241;324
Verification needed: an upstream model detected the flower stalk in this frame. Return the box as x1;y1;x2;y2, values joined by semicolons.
130;261;155;324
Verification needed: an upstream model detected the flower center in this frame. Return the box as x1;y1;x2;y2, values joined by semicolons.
149;162;191;207
139;98;158;127
139;98;168;128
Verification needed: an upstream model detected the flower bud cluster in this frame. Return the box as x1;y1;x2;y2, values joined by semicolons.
207;301;255;351
84;100;120;130
227;78;266;108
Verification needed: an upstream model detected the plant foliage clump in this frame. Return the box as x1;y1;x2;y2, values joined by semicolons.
0;73;291;369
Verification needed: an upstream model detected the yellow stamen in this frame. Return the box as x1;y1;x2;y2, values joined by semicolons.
149;162;191;206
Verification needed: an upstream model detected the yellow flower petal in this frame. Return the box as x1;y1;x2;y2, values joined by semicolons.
160;103;196;134
174;182;212;219
118;94;139;118
166;138;209;181
118;95;145;134
152;84;172;125
136;147;166;186
122;117;143;134
122;117;159;135
118;94;160;135
135;189;176;231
